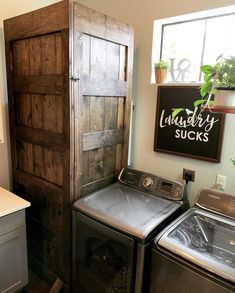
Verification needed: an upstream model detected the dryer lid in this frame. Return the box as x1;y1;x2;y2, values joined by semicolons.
73;183;182;241
157;208;235;283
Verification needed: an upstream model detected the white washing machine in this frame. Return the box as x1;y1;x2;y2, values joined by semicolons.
151;188;235;293
72;167;189;293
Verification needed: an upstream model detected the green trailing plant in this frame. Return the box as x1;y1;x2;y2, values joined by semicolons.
231;158;235;166
154;60;169;69
200;55;235;97
171;98;214;118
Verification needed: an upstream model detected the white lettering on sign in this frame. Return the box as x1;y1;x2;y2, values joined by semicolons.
159;106;219;143
175;130;209;142
160;107;219;132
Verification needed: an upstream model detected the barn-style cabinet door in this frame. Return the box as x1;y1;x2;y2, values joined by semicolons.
71;2;134;199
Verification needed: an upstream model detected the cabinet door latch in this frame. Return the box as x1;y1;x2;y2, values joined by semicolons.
70;77;80;82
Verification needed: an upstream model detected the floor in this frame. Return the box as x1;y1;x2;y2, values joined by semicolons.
23;271;50;293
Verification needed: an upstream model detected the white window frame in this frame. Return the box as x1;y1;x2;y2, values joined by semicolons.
151;5;235;83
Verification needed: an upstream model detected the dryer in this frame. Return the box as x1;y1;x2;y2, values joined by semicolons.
151;188;235;293
72;168;189;293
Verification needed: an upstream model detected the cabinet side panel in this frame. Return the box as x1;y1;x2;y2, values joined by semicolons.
5;17;70;285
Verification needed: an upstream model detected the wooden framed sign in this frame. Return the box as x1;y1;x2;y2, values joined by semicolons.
154;85;225;162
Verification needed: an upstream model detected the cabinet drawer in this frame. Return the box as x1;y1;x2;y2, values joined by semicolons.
0;226;28;293
0;210;25;237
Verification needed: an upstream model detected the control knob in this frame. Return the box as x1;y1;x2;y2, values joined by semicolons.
143;177;153;188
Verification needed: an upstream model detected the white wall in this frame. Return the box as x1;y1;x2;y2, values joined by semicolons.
1;0;235;204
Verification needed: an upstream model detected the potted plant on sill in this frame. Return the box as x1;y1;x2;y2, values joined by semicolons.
200;55;235;113
154;60;169;84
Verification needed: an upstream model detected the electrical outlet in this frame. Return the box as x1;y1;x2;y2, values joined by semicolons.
183;168;195;182
216;174;226;190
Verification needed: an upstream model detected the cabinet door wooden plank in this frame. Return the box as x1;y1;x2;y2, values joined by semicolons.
119;45;126;81
89;148;104;182
74;2;133;46
31;94;43;130
44;149;63;186
107;16;134;46
90;37;106;78
116;97;125;173
105;97;118;130
83;77;126;96
55;33;62;75
89;96;105;132
105;42;120;80
81;151;90;185
122;46;133;167
16;141;33;173
16;170;63;204
27;218;67;280
15;126;64;151
43;95;63;134
82;96;90;133
81;174;116;196
41;33;59;75
104;39;119;180
116;45;126;173
81;34;90;78
33;145;44;178
15;94;32;127
104;146;116;177
83;129;124;151
117;97;124;129
13;76;62;95
28;37;41;75
22;183;64;234
74;4;106;44
17;141;63;186
12;39;30;76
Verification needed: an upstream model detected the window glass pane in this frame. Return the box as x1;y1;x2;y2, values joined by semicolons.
203;15;235;67
161;20;206;83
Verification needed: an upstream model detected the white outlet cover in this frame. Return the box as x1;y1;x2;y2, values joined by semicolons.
216;174;226;190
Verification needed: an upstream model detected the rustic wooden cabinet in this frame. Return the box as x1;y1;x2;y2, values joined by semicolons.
4;0;133;288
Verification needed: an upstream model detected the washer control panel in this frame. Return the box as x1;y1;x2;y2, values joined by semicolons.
119;168;185;201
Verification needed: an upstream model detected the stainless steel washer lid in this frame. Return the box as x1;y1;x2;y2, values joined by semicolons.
73;183;182;241
157;208;235;283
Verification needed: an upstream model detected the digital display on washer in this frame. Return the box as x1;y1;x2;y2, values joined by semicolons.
160;182;172;193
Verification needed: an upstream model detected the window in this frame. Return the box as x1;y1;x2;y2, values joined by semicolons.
152;5;235;83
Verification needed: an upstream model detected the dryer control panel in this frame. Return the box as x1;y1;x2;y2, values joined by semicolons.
196;188;235;220
119;168;185;201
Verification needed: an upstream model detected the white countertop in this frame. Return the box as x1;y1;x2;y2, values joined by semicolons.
0;186;30;217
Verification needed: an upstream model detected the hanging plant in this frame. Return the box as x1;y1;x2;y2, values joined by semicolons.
200;55;235;97
200;55;235;112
